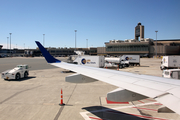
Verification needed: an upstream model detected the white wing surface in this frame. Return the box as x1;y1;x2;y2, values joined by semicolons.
36;41;180;115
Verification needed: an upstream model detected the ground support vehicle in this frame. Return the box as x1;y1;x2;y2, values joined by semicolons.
105;57;129;69
119;60;129;69
121;55;140;66
160;56;180;70
104;62;118;68
73;56;105;68
1;65;29;80
162;69;180;79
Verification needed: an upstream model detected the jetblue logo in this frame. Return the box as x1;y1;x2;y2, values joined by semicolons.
81;58;86;64
81;58;96;64
125;57;129;60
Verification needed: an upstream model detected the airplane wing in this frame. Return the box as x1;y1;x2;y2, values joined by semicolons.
35;41;180;115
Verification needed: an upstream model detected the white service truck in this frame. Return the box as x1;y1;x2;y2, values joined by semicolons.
73;56;105;68
105;55;140;69
105;57;129;69
121;55;140;66
162;69;180;79
160;56;180;70
1;65;29;80
104;62;118;68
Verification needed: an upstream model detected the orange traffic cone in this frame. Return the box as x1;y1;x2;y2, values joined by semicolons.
59;89;65;106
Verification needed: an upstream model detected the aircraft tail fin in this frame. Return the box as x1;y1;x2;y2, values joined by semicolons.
35;41;61;63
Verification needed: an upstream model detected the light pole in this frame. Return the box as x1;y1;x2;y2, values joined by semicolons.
75;30;77;51
9;33;12;56
7;37;9;49
155;31;158;58
24;43;25;55
86;39;88;48
43;34;45;46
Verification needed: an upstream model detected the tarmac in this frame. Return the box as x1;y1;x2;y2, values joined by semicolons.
0;57;180;120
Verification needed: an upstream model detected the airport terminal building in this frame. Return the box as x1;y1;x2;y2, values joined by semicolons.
1;39;180;58
98;23;180;57
105;39;150;56
103;39;180;57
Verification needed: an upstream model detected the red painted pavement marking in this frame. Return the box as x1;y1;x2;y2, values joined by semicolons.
89;116;107;120
132;107;157;111
106;98;129;104
154;103;163;105
143;99;162;105
89;117;102;120
138;100;144;103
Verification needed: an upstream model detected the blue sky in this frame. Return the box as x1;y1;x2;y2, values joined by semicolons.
0;0;180;49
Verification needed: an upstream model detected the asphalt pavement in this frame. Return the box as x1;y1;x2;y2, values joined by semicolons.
0;57;179;120
0;57;68;73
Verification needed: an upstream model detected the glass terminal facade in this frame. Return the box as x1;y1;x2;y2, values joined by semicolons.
105;42;150;55
106;44;149;52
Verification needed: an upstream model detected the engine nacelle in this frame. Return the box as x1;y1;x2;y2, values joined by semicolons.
65;74;97;83
107;88;147;102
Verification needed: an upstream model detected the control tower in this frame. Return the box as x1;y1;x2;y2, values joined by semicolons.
135;22;144;40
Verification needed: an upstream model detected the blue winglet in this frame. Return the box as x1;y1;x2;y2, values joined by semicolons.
35;41;61;63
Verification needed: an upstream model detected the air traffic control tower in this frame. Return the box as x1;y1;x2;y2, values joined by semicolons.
135;22;144;40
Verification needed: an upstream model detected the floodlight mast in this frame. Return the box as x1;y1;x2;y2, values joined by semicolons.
9;33;12;56
75;30;77;51
86;39;88;48
7;37;9;49
155;31;158;58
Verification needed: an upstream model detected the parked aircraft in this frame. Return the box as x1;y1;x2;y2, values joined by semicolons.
35;41;180;115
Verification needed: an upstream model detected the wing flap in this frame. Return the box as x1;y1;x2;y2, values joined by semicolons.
133;80;175;92
167;87;180;99
156;94;180;115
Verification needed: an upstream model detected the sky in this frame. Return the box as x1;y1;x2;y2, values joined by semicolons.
0;0;180;49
